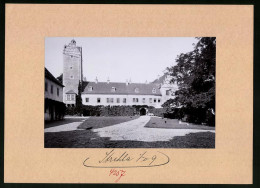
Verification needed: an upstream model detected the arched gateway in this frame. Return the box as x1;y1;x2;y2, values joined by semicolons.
140;108;147;116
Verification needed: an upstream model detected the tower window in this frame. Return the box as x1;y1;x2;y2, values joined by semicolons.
67;94;71;101
71;94;75;101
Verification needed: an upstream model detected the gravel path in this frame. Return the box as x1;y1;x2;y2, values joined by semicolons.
93;116;215;142
44;118;88;133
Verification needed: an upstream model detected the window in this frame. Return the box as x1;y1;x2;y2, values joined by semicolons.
71;94;75;101
97;98;101;103
70;55;73;58
135;88;139;93
110;98;114;103
71;104;75;107
70;75;74;79
70;66;73;69
117;98;120;103
158;99;161;103
67;94;71;101
111;87;116;92
136;98;139;103
107;98;109;103
45;82;48;92
166;90;171;96
123;98;126;103
152;88;156;93
133;98;135;102
88;86;93;91
154;98;157;103
149;98;152;103
142;98;146;103
51;85;53;94
85;98;89;102
57;88;59;96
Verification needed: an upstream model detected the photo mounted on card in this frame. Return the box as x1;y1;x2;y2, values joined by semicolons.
5;4;253;184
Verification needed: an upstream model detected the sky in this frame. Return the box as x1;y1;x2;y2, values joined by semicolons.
45;37;197;83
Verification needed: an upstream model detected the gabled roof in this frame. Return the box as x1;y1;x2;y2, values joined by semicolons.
82;82;162;96
66;90;77;94
152;74;167;84
45;68;64;87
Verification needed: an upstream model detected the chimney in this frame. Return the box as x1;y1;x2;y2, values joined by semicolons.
126;79;129;86
95;76;98;84
129;78;132;84
83;77;87;81
107;77;110;84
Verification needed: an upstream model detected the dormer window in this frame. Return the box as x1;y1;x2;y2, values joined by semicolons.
152;88;156;93
88;86;93;91
111;87;116;92
135;88;139;93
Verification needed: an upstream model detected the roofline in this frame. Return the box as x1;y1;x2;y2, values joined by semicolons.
45;77;64;87
81;93;162;96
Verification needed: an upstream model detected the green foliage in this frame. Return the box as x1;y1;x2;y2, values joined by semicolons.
165;37;216;126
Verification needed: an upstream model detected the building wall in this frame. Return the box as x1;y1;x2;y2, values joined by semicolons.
81;94;163;108
63;41;82;104
45;78;63;102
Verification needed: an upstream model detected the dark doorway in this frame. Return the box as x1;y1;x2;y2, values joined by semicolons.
140;108;146;116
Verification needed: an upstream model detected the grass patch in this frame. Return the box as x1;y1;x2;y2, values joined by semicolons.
78;116;139;129
45;131;215;148
44;118;87;128
145;117;215;130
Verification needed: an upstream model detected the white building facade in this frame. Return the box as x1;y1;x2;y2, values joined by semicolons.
62;39;177;109
45;68;65;121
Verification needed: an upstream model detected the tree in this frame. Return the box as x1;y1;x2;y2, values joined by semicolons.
165;37;216;126
75;81;83;115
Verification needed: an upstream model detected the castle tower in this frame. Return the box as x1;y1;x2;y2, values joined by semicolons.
63;39;83;106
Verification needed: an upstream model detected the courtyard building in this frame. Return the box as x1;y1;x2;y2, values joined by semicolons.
45;68;66;121
62;39;177;111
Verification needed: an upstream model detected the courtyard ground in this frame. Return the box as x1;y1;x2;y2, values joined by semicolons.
44;116;215;148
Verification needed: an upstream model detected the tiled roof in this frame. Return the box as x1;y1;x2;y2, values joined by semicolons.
82;81;162;96
66;90;77;94
45;68;64;87
152;74;167;84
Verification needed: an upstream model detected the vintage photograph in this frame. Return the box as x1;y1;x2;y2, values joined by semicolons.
44;37;216;148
